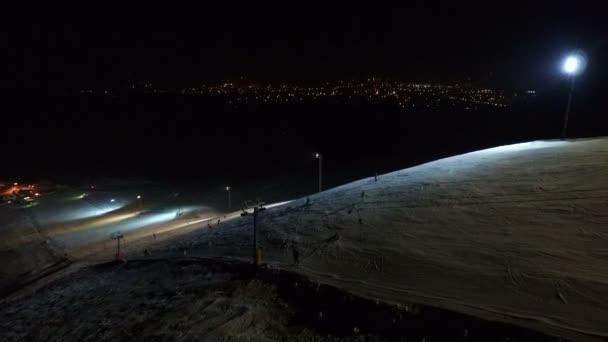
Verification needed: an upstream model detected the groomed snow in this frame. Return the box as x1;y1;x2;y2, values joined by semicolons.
150;137;608;341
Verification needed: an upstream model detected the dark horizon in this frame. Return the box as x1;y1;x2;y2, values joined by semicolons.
7;2;608;89
4;1;608;184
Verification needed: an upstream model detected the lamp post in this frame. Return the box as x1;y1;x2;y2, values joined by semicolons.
111;232;125;261
226;186;231;210
240;201;266;266
315;152;323;193
561;51;586;139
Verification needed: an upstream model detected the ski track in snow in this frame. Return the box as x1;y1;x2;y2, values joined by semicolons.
136;138;608;341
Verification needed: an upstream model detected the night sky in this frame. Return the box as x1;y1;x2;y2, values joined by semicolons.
8;2;607;89
4;2;608;182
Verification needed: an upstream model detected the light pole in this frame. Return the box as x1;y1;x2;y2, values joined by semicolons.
561;51;586;139
315;152;323;193
226;186;231;210
111;232;125;261
240;201;266;266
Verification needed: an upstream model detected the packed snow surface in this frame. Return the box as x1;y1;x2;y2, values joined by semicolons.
150;138;608;340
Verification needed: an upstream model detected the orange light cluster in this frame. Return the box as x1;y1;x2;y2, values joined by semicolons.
1;184;37;196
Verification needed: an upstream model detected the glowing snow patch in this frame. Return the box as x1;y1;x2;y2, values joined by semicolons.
121;211;177;230
57;203;127;221
473;140;570;155
88;212;140;227
266;200;293;209
68;193;88;200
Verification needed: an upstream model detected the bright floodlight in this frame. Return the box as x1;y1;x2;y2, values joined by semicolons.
315;153;320;158
563;56;579;74
562;52;586;76
110;199;115;202
137;195;141;199
226;186;230;191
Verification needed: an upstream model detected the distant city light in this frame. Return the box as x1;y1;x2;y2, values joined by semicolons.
117;80;512;111
226;186;230;191
110;199;115;202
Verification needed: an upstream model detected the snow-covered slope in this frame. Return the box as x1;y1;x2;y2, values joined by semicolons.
150;137;608;341
0;186;217;292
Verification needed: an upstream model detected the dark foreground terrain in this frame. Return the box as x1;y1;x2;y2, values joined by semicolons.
0;258;558;341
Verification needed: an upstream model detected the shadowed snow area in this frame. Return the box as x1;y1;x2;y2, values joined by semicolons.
0;184;218;292
147;137;608;341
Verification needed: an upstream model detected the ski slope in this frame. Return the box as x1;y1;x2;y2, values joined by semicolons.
151;138;608;341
